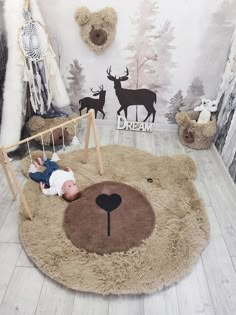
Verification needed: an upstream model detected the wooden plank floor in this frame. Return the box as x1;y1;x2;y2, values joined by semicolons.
0;125;236;315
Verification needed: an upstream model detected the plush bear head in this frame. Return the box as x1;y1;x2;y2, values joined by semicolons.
74;6;117;54
26;115;78;147
193;99;217;124
194;98;217;113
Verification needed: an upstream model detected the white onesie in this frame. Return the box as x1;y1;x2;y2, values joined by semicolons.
42;170;75;196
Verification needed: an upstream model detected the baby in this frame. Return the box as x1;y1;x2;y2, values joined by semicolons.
29;157;81;201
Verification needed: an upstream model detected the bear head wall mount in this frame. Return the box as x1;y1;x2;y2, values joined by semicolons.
74;6;118;54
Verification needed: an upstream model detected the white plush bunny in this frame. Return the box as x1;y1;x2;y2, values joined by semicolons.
194;99;217;124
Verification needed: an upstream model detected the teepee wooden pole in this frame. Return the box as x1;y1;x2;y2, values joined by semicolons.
90;110;104;175
1;148;33;220
24;0;29;10
0;149;16;200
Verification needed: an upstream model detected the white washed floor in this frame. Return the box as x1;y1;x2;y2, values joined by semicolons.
0;125;236;315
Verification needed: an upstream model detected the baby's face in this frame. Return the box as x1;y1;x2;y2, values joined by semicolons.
62;180;80;195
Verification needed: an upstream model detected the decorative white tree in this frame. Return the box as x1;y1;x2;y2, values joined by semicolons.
67;59;86;112
126;0;175;122
126;0;159;121
195;0;236;98
165;90;184;124
150;21;175;107
182;77;205;110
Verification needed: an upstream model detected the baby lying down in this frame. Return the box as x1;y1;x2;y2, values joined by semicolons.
29;157;81;201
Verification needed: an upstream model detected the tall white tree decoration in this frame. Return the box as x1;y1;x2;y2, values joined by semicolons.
151;21;175;108
165;90;184;124
126;0;175;122
67;59;86;113
126;0;159;121
182;77;205;110
195;0;236;98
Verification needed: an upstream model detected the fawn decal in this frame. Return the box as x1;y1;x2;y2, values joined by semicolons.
107;67;156;122
79;85;106;118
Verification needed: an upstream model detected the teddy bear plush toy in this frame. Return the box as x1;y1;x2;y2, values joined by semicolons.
74;6;118;54
26;114;78;147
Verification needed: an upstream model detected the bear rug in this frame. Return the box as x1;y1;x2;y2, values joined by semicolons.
19;145;210;295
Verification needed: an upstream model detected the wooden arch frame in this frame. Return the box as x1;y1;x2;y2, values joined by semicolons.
0;110;103;220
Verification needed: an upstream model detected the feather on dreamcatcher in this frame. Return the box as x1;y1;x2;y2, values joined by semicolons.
18;0;56;115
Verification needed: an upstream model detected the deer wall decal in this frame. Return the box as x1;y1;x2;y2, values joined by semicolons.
79;85;106;119
107;67;156;122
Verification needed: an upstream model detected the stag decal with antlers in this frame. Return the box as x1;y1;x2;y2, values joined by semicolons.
79;85;106;119
107;67;156;122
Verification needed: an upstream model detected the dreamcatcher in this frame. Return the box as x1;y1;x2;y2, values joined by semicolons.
18;0;55;114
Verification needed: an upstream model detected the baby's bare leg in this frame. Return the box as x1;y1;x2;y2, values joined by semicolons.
37;157;43;166
33;161;40;168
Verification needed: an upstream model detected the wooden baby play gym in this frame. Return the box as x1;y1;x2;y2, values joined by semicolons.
0;110;103;220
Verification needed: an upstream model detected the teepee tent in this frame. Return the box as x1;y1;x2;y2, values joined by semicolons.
0;0;70;149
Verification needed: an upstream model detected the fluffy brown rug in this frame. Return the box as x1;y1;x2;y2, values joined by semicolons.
63;181;155;255
19;145;210;295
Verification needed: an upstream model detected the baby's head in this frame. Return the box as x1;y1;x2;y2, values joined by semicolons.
62;180;81;202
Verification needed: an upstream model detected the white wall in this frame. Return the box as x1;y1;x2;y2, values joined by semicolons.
21;0;236;123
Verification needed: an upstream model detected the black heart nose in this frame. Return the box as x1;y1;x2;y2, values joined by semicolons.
96;193;122;237
96;194;122;213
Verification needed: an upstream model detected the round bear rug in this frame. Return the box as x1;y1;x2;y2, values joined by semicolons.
19;145;210;295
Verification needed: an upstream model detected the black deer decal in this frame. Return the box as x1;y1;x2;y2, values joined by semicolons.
79;85;106;119
107;67;156;122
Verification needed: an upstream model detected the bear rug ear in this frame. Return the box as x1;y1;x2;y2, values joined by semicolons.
74;7;91;26
100;7;118;26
